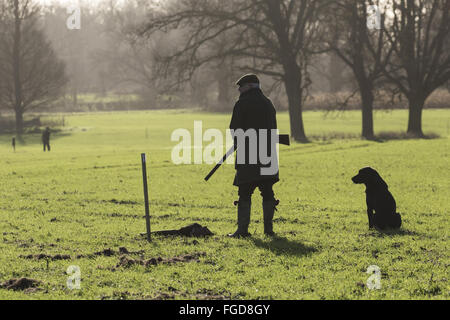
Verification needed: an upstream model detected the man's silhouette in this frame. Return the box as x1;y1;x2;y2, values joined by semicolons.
228;74;280;237
42;127;51;152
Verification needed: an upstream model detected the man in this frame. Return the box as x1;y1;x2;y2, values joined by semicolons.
228;74;279;238
42;127;51;152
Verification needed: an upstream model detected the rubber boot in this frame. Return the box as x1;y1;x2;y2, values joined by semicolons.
228;201;251;238
263;200;278;236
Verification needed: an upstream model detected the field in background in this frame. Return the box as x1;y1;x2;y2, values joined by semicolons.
0;109;448;299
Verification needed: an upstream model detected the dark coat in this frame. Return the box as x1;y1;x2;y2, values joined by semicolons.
229;88;279;186
42;129;50;143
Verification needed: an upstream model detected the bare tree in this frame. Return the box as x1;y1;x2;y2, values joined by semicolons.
94;0;177;102
43;3;106;106
212;34;239;111
140;0;329;142
382;0;450;136
0;0;66;134
327;0;393;139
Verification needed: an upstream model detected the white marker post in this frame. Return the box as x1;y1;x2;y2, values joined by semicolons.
141;153;151;242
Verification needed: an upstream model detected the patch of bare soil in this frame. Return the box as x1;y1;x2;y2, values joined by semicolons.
94;248;116;256
0;278;41;291
115;252;206;269
151;292;177;300
76;247;143;259
152;223;214;237
104;287;230;300
194;288;230;300
105;199;138;205
20;253;71;261
100;290;153;300
151;288;230;300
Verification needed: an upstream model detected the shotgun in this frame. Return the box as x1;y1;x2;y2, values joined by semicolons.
204;134;290;181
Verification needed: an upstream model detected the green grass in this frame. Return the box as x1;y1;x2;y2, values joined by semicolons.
0;109;448;300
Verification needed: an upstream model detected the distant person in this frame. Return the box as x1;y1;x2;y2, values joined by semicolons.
42;127;51;152
12;137;16;152
228;74;280;238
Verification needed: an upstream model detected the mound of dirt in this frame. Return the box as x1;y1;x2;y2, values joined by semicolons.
118;247;129;254
152;223;213;237
77;247;143;259
195;288;230;300
95;248;115;256
116;255;147;268
151;288;229;300
20;253;71;261
99;287;229;300
115;252;206;269
106;199;138;205
1;278;41;291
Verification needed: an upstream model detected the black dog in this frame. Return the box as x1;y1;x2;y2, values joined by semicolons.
352;167;402;230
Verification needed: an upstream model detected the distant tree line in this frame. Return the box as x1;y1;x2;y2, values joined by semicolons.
0;0;66;134
0;0;448;140
141;0;450;140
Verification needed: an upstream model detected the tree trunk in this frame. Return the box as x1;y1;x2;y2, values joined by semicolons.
283;70;307;142
72;88;78;107
15;109;23;134
407;99;424;137
287;99;307;142
13;0;23;135
360;85;374;139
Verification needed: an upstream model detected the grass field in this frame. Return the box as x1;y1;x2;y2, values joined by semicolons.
0;109;448;300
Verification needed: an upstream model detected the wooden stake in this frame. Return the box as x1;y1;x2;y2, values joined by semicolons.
141;153;151;242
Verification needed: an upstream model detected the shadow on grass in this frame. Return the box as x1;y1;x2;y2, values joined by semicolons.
308;132;360;142
250;236;317;257
301;131;441;143
369;131;440;142
378;228;421;236
362;228;422;238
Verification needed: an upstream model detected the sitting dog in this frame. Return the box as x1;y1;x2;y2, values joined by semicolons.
352;167;402;230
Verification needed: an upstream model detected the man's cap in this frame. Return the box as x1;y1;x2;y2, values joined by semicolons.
235;74;260;86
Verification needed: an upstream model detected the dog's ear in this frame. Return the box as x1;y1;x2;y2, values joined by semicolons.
370;170;388;189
